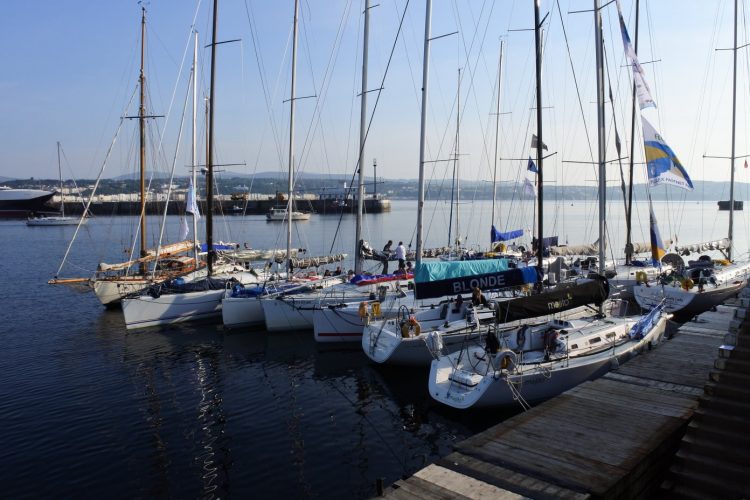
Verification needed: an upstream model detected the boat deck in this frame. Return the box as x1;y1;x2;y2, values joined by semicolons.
378;303;741;499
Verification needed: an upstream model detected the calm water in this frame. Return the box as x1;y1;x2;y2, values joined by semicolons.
1;198;746;497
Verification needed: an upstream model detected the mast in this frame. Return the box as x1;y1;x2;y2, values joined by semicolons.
354;0;371;274
595;0;606;285
415;0;433;265
138;7;147;274
624;0;640;265
191;31;199;264
57;141;64;218
287;0;300;274
533;0;544;283
206;0;219;275
455;67;461;248
491;40;505;233
729;0;738;261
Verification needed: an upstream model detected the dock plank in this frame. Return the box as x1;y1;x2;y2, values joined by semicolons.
379;304;735;499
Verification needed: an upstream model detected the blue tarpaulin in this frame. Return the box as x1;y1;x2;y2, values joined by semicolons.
414;260;537;300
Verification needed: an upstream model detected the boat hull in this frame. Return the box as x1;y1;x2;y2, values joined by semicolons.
122;289;225;330
222;294;265;329
93;278;153;306
633;280;744;318
26;216;86;226
429;315;668;409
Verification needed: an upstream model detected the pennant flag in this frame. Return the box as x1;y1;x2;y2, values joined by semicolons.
615;0;656;109
642;117;693;190
523;177;536;198
492;226;524;243
649;202;666;265
186;179;201;219
179;216;189;240
531;134;548;151
527;157;538;173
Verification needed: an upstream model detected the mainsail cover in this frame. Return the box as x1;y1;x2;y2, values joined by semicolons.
494;276;610;323
675;238;731;255
414;260;537;300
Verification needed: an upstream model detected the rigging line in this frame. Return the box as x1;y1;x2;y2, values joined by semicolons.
55;93;136;277
329;0;411;255
244;0;292;170
294;0;353;193
152;67;193;277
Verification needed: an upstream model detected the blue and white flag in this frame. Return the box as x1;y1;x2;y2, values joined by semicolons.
649;201;666;265
642;117;693;190
527;157;538;173
186;179;201;219
615;0;656;109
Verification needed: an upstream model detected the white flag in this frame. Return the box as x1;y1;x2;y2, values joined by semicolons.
523;178;536;198
186;179;201;219
179;216;189;240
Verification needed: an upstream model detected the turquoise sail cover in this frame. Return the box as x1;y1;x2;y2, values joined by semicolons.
414;259;509;283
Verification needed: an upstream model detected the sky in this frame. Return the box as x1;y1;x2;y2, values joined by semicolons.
2;0;749;190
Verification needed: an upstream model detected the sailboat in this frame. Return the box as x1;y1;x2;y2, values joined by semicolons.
428;0;669;409
26;142;87;226
633;0;750;319
121;3;260;329
47;8;206;306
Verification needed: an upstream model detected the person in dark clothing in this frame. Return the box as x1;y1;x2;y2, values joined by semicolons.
382;240;393;274
471;287;489;307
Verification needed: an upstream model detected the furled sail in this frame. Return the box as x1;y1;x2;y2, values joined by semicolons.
495;276;610;323
674;238;731;255
97;240;196;272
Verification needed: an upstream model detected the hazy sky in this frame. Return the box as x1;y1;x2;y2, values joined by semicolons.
2;0;749;190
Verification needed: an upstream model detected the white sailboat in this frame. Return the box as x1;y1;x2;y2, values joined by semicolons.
122;4;259;329
429;0;670;410
633;0;750;318
266;207;310;221
26;142;86;226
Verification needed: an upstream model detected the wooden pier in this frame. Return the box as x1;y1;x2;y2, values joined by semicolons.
380;302;745;499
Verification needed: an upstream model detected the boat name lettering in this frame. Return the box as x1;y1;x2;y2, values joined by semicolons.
547;292;573;311
452;276;506;293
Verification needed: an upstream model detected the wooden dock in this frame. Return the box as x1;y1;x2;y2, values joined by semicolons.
380;304;741;499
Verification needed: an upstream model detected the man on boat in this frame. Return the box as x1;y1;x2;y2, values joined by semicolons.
395;241;406;271
382;240;393;274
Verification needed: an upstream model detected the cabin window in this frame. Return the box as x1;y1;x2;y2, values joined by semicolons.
605;332;615;339
570;344;578;349
589;337;602;344
439;304;448;320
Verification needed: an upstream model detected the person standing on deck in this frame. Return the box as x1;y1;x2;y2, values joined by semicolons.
381;240;393;274
395;241;406;271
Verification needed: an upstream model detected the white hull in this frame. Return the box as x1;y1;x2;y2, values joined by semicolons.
122;288;226;330
261;297;319;332
26;216;85;226
633;261;750;316
266;210;311;221
93;279;152;306
221;294;265;329
429;314;668;409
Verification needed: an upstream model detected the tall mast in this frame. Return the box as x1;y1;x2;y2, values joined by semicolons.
355;0;371;274
191;31;199;263
57;141;64;218
138;7;147;274
206;0;218;275
624;0;640;265
287;0;300;273
491;40;505;233
415;0;433;265
533;0;544;282
455;67;461;248
594;0;606;303
729;0;738;261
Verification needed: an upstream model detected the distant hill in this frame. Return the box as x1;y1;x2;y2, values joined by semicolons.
0;176;15;183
